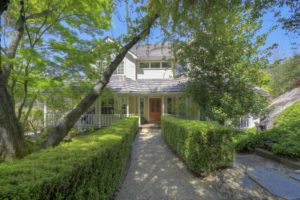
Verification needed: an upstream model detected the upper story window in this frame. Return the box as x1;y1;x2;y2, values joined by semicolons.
139;61;172;69
114;62;124;75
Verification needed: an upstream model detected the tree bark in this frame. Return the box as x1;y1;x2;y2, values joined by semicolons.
0;10;27;160
41;14;158;148
0;80;27;161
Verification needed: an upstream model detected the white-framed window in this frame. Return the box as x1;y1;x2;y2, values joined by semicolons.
139;62;149;69
162;61;172;68
150;62;161;68
167;97;172;114
114;62;124;75
139;61;172;69
101;98;114;114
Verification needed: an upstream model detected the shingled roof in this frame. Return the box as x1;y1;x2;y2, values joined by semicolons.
130;44;172;60
107;75;187;93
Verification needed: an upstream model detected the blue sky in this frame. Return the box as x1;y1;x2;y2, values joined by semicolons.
108;3;299;62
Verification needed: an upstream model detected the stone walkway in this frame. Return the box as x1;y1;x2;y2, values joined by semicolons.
115;128;276;200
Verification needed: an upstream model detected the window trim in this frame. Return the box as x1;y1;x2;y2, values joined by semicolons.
138;61;172;69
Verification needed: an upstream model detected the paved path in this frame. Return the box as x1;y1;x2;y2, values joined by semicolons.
115;129;275;200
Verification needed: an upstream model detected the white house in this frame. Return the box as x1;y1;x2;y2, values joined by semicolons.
45;43;258;129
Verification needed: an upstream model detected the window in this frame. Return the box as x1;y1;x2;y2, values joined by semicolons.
120;97;127;114
140;97;144;115
162;61;172;68
114;62;124;75
139;62;149;69
150;62;160;68
139;61;172;69
101;98;114;114
167;97;172;114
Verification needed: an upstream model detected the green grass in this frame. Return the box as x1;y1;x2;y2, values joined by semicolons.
275;101;300;126
161;116;235;175
0;116;139;200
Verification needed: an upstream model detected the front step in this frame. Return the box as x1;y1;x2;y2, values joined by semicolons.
139;123;161;129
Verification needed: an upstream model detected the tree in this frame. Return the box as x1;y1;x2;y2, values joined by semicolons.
172;2;268;123
267;54;300;95
0;0;113;160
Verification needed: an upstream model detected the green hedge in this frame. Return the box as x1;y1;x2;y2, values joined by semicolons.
0;116;139;200
161;116;235;175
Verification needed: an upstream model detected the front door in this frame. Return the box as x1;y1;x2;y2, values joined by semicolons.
149;98;161;121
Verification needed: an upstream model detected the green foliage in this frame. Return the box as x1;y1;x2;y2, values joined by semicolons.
266;55;300;96
234;122;300;160
0;116;138;199
174;2;268;122
161;116;235;175
275;101;300;126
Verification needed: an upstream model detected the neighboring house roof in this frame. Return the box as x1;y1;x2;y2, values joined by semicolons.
107;75;187;93
130;44;173;60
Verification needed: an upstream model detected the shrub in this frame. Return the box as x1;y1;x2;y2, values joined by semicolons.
275;101;300;126
161;116;235;175
234;122;300;160
0;116;138;200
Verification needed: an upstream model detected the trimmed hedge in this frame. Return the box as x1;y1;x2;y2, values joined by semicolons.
0;116;138;200
161;116;235;175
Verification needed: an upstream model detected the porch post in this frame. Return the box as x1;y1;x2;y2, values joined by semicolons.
98;97;102;127
138;95;141;126
162;95;165;116
43;100;48;128
126;95;129;117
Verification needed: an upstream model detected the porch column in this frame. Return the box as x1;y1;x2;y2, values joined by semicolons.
138;96;141;126
126;95;129;117
162;95;165;116
43;101;48;128
98;97;101;127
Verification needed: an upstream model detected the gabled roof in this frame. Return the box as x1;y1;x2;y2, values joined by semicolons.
130;43;173;60
107;76;187;93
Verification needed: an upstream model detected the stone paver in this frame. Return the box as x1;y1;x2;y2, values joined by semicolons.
115;128;276;200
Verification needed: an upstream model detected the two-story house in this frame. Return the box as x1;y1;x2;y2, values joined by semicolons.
92;43;199;125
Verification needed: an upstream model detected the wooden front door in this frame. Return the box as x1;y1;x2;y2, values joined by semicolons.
149;98;161;121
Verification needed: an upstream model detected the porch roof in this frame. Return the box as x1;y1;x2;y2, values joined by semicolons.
107;76;187;93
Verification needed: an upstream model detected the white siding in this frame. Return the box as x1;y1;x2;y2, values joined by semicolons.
124;56;136;80
137;69;174;79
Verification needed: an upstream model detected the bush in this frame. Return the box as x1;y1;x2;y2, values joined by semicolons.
275;101;300;126
234;122;300;160
0;116;139;200
161;116;235;175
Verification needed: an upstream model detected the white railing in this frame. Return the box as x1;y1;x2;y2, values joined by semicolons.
46;113;128;130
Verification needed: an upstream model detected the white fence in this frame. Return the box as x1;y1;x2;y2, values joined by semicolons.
46;113;127;130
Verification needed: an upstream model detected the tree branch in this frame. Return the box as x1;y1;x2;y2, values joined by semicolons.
41;14;159;148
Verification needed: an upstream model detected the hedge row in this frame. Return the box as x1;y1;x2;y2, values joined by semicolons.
0;116;139;200
161;116;235;175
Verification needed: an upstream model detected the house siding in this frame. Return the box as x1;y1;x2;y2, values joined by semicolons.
137;68;174;79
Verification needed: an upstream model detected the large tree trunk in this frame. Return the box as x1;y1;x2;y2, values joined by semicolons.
41;15;158;148
0;79;27;161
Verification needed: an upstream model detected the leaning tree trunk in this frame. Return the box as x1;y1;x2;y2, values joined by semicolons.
41;14;159;148
0;78;27;161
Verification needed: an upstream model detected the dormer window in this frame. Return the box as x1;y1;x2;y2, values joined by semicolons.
139;61;172;69
114;62;124;75
139;62;149;69
150;62;160;68
162;61;172;68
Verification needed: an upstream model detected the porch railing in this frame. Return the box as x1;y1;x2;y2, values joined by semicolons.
46;113;128;130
